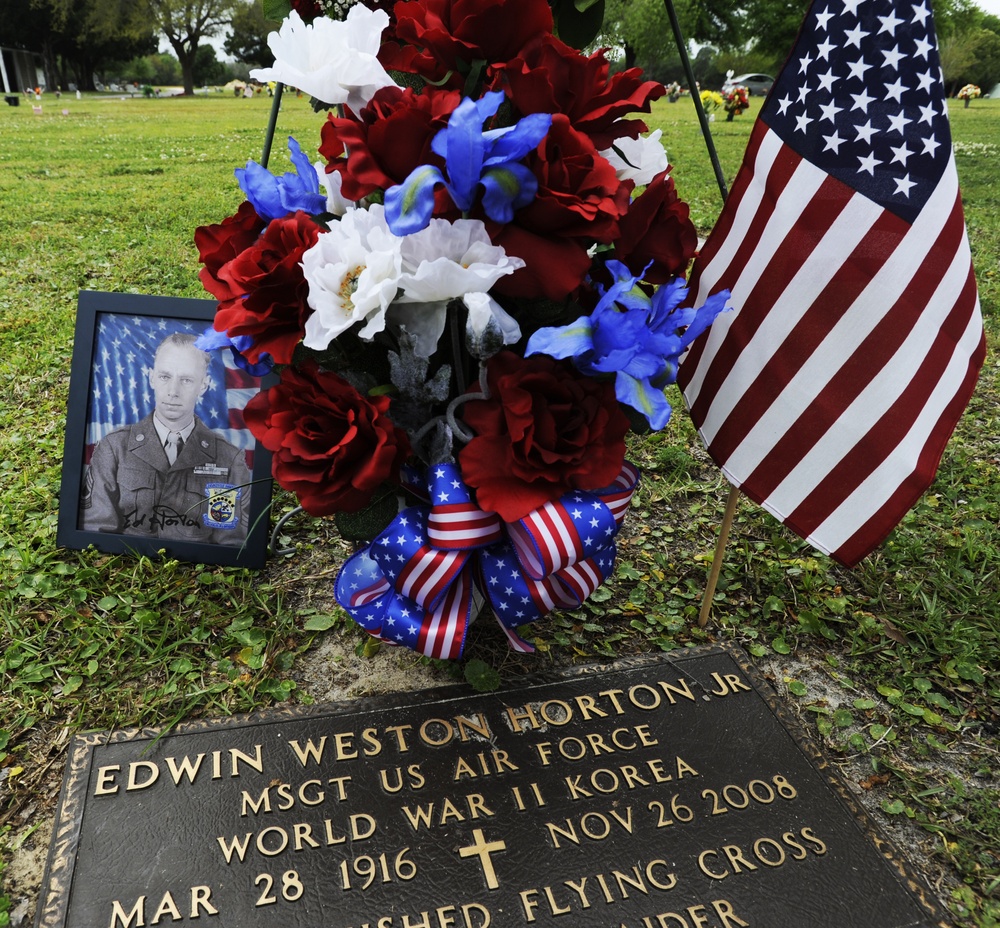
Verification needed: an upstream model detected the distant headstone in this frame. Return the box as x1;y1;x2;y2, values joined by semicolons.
37;645;945;928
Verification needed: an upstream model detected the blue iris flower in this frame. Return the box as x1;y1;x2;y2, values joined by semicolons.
525;260;731;430
195;327;274;377
235;136;326;222
385;91;551;235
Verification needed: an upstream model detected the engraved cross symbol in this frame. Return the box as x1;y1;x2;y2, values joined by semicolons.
458;828;507;889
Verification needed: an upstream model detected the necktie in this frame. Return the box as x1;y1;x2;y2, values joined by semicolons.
165;431;184;465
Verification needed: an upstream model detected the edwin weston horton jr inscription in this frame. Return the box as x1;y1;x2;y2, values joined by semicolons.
37;646;945;928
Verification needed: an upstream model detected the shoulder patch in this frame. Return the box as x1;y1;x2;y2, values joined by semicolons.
203;483;241;530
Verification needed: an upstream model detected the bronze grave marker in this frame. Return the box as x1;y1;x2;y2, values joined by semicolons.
37;645;944;928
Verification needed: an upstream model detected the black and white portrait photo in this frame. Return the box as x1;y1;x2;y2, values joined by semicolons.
58;293;272;568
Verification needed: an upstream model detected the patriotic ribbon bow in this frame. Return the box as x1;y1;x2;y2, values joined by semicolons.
335;461;640;659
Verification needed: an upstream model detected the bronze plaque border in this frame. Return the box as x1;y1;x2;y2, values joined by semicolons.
36;643;949;928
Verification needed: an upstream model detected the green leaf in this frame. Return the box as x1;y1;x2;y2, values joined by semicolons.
553;0;605;48
262;0;293;22
169;658;194;674
62;676;83;696
796;610;824;634
954;661;985;684
833;708;854;728
853;698;877;710
772;638;791;655
787;680;808;697
464;659;501;693
304;614;338;632
617;561;641;581
881;798;906;815
97;595;119;611
258;678;296;700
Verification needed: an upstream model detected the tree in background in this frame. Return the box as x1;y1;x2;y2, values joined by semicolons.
941;24;1000;93
147;0;241;95
598;0;739;85
226;0;278;68
600;0;998;94
192;44;226;85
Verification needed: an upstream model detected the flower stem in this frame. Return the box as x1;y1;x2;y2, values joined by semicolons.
449;299;468;395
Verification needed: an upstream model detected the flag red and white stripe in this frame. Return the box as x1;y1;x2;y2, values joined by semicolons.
678;0;985;567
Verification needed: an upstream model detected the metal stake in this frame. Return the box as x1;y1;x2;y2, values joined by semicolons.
661;0;728;203
661;0;744;625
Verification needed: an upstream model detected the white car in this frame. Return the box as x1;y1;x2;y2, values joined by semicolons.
722;73;774;96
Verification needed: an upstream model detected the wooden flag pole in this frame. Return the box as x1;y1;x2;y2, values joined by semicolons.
661;0;743;626
699;483;741;626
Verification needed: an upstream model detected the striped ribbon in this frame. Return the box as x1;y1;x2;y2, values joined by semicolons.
335;461;639;659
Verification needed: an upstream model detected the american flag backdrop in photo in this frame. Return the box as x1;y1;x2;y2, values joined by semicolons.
678;0;986;567
85;313;260;465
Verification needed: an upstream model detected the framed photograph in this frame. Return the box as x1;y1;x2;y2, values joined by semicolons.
57;291;274;568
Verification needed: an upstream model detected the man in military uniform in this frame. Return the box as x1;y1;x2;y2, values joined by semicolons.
80;333;251;546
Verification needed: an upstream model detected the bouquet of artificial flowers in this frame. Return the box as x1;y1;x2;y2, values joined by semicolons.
194;0;730;659
957;83;981;106
722;85;750;120
699;89;724;114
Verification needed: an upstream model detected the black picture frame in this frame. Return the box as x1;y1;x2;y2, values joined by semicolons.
57;291;274;568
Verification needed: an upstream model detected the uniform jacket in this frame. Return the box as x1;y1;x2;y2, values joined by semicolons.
80;414;252;546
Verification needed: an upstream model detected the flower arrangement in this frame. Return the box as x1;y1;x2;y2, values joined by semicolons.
722;85;750;120
957;83;981;107
194;0;730;659
700;89;724;113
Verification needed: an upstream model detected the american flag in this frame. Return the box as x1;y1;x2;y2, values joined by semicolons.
678;0;985;566
85;313;260;466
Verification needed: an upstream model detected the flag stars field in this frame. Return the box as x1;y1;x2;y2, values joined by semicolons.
766;0;949;213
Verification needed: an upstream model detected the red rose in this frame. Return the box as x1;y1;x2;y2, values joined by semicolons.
615;169;698;285
489;114;632;300
289;0;323;20
389;0;553;87
212;211;320;365
458;352;629;522
320;85;460;201
195;201;266;302
499;36;666;150
245;361;410;516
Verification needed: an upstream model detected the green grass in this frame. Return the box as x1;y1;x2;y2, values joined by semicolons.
1;92;998;926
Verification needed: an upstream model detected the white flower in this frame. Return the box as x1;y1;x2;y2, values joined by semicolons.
600;129;669;186
301;205;403;349
250;7;397;114
390;218;524;356
314;160;353;216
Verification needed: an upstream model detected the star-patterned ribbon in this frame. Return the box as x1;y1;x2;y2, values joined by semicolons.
335;461;640;659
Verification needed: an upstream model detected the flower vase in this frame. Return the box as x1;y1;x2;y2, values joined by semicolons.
726;112;734;121
708;113;715;122
964;98;970;108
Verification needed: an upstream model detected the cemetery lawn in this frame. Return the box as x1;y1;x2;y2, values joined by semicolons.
1;92;998;927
